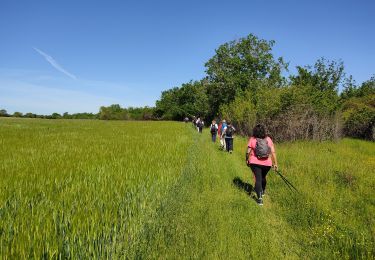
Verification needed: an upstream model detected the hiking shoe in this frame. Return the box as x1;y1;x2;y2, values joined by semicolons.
257;198;263;206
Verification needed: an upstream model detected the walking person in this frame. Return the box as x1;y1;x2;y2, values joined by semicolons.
210;120;218;142
196;118;201;132
217;121;222;147
245;124;278;206
219;119;227;150
192;116;197;128
223;121;235;153
198;119;204;133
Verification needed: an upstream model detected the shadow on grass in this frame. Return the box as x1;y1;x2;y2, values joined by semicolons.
233;177;257;201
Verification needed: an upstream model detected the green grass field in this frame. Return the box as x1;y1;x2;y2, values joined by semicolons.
0;118;374;259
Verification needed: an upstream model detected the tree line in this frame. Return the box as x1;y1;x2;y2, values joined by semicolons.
154;34;374;141
0;105;154;121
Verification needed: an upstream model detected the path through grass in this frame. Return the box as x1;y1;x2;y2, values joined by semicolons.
130;129;301;259
131;128;375;259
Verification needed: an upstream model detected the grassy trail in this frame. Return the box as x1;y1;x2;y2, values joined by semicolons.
131;128;301;259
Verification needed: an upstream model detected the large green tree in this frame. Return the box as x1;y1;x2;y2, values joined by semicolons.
0;109;8;117
290;58;345;114
154;80;209;120
205;34;287;117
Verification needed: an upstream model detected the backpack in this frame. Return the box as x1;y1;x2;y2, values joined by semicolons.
221;123;227;133
210;124;217;134
226;126;234;137
255;138;271;159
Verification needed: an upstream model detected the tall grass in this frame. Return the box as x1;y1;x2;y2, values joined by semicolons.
0;118;192;258
233;136;375;259
1;118;374;258
132;129;375;259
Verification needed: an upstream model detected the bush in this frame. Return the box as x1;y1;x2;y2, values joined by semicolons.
264;104;341;142
342;95;375;140
219;90;256;135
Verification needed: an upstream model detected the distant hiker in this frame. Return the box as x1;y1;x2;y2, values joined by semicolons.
245;124;278;206
223;121;235;153
220;119;227;150
210;120;219;142
198;120;204;133
217;121;222;142
196;118;201;132
192;116;197;128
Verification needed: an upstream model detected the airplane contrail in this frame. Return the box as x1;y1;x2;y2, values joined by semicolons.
33;47;77;80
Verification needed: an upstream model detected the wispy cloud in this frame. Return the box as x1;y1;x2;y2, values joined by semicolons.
33;47;77;80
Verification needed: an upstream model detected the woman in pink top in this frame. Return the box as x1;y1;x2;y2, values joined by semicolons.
245;124;278;206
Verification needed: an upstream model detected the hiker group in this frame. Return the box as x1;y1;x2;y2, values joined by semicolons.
191;117;278;206
208;119;236;154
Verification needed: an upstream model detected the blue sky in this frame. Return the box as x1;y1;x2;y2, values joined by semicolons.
0;0;374;114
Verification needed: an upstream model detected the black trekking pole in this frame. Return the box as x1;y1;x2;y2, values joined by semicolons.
275;169;299;193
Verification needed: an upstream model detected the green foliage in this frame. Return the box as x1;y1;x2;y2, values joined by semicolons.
51;113;62;119
291;58;345;92
342;94;375;140
12;111;23;117
281;84;338;115
24;112;37;118
340;77;375;140
358;75;375;96
152;34;373;141
255;83;284;120
210;57;355;140
154;87;181;120
219;90;256;134
219;80;342;140
205;34;287;117
2;105;154;121
0;109;8;117
340;75;358;100
289;58;346;114
155;34;287;122
99;104;154;120
155;80;209;120
127;106;154;120
62;112;98;119
99;104;126;120
155;34;368;141
341;75;375;100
